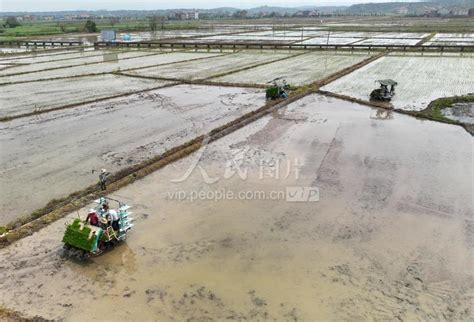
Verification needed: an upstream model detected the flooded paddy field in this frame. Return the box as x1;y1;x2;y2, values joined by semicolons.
122;50;296;80
192;35;306;42
0;84;264;224
295;37;361;45
0;95;472;321
0;47;71;54
94;29;258;42
424;33;474;47
425;41;474;46
107;29;243;41
0;50;161;76
373;32;430;39
321;53;474;111
0;74;172;118
241;30;327;37
1;23;474;320
0;65;13;71
0;49;100;64
0;51;224;84
329;31;383;38
352;38;421;46
214;51;373;86
147;30;469;49
174;36;304;45
431;33;474;39
160;30;438;46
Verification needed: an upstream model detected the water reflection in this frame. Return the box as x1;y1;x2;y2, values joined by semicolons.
370;108;393;120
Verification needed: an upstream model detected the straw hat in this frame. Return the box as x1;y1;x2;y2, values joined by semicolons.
100;217;108;224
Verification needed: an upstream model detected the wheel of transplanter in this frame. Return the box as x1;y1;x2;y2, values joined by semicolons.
79;250;91;260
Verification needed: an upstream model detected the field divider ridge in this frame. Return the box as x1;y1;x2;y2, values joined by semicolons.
417;32;436;46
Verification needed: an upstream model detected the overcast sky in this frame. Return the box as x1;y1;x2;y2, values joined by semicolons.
1;0;401;12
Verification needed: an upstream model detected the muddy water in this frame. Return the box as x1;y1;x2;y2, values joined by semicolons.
0;95;472;321
0;85;264;224
441;102;474;124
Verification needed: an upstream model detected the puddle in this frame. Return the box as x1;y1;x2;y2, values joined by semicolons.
441;102;474;124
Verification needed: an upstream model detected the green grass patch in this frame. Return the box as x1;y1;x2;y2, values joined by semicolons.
0;23;65;37
0;20;204;39
0;226;7;235
62;218;101;251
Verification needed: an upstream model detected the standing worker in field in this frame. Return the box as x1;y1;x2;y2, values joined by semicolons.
99;169;111;191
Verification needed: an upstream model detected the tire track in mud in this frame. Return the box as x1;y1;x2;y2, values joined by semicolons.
0;81;178;122
325;259;473;321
